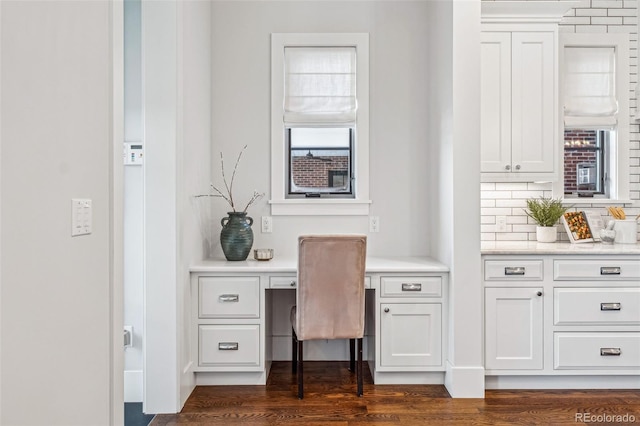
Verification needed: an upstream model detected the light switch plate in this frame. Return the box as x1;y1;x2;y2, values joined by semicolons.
72;199;92;236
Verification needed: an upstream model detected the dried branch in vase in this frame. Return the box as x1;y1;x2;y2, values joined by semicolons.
195;144;265;213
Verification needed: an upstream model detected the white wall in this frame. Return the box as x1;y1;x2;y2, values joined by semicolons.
206;1;433;258
0;1;122;424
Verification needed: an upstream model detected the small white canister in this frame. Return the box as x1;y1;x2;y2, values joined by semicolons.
613;220;638;244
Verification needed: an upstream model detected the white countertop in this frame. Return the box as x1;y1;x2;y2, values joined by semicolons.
190;256;449;273
481;240;640;255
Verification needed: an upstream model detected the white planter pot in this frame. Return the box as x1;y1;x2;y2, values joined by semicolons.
536;226;557;243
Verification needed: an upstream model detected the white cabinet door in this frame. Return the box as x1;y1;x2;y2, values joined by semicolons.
380;303;442;367
481;30;557;179
485;287;544;370
481;32;512;173
511;32;555;174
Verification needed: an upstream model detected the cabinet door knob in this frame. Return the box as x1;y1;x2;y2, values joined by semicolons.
290;281;296;287
515;164;521;170
536;291;542;297
505;165;511;171
384;307;390;313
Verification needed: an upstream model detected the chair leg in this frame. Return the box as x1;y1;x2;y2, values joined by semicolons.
357;337;363;397
292;328;297;374
349;338;355;372
297;339;304;399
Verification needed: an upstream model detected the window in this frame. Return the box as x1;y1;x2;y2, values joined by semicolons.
270;33;370;215
563;129;609;196
554;34;630;203
288;128;353;197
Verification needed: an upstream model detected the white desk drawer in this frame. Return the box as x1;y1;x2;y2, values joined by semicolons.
554;288;640;325
554;260;640;281
199;276;260;318
270;276;297;289
484;260;543;281
272;276;372;289
381;276;441;298
199;325;260;367
554;332;640;369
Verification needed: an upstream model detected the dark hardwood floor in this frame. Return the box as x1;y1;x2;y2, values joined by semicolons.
150;361;640;425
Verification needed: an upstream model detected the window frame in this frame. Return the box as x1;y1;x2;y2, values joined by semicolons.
270;33;370;216
554;33;630;204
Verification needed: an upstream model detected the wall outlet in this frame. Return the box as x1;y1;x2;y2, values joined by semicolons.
496;216;507;232
261;216;272;233
369;216;380;233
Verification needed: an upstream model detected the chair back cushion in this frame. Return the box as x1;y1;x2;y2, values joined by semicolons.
295;235;367;341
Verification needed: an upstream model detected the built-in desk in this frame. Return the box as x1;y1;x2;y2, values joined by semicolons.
190;256;449;386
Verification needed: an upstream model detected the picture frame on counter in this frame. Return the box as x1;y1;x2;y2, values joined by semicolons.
562;211;595;243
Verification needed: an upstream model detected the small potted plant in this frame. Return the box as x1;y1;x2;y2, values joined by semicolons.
524;197;569;243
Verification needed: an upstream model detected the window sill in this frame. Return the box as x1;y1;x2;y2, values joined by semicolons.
561;198;634;206
269;199;372;216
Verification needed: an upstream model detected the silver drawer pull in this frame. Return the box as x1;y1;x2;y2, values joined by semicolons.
218;342;239;351
219;294;239;302
600;303;621;311
504;266;525;276
600;347;621;356
600;267;621;275
402;283;422;292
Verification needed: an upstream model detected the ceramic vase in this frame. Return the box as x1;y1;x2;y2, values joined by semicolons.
220;212;254;261
536;226;557;243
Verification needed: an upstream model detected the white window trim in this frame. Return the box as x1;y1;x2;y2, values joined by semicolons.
554;33;630;203
270;33;370;216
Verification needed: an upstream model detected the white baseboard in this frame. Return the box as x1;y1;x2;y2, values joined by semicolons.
444;361;485;398
124;370;143;402
486;375;640;389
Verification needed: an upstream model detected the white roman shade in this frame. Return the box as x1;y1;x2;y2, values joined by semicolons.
284;46;356;126
564;46;617;127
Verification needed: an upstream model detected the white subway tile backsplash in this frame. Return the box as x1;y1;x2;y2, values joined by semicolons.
591;16;624;24
575;25;609;32
507;216;529;224
576;8;607;16
562;16;592;25
511;190;546;199
496;233;530;241
481;191;512;199
481;199;496;208
495;182;529;190
482;208;515;216
496;199;528;208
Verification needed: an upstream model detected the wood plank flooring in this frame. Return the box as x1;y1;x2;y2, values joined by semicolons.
150;361;640;425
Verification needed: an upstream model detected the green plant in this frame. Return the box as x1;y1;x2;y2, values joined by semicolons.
524;197;569;227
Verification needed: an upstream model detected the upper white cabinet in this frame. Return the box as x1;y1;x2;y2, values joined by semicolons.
480;1;575;182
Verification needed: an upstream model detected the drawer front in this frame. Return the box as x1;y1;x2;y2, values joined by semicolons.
199;276;260;318
554;259;640;281
199;325;260;367
554;288;640;325
484;260;543;281
554;332;640;369
381;276;442;298
270;276;372;289
270;276;297;289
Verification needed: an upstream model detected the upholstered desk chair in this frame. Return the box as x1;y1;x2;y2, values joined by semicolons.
290;234;367;399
